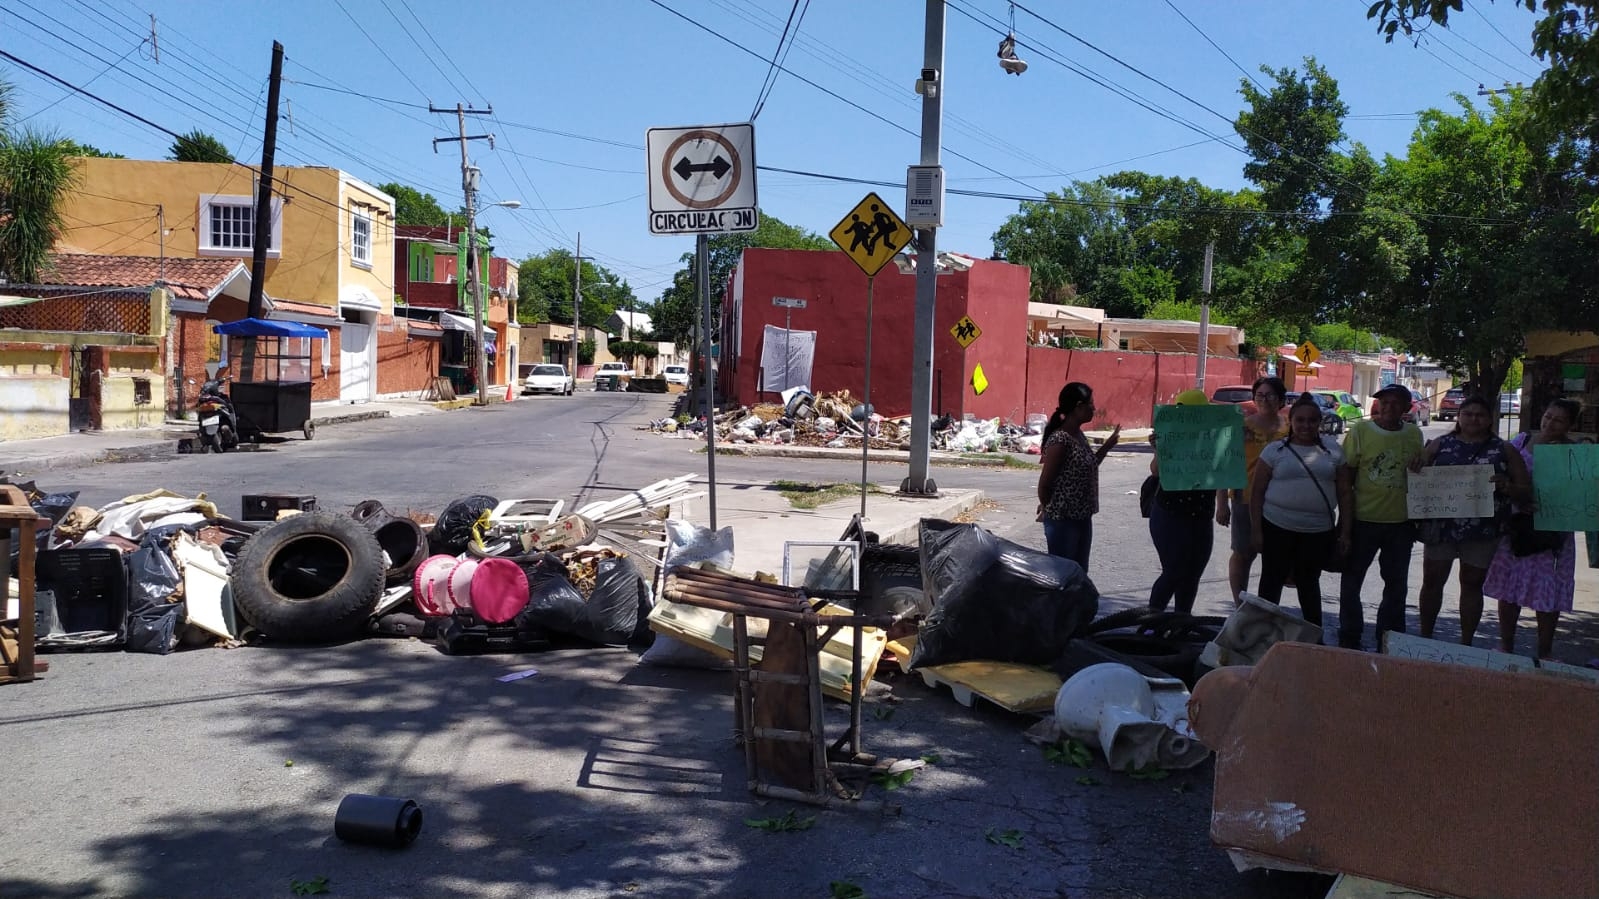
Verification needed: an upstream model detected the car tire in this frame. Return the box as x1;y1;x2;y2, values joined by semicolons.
231;511;386;642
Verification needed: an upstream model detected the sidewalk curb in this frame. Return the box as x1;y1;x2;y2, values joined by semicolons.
710;443;1020;467
874;489;986;546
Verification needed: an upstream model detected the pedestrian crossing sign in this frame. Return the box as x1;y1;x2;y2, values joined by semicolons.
950;315;981;348
829;192;913;277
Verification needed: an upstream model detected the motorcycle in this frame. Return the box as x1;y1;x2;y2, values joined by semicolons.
193;376;239;453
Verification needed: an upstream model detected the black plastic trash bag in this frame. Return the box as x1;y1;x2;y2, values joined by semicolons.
124;524;192;654
428;494;499;556
515;553;588;638
585;556;653;646
907;519;1099;670
7;482;78;565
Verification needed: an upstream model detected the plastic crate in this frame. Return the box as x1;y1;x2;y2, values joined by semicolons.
36;546;128;642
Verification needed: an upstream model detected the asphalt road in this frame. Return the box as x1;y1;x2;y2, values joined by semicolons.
5;394;1520;899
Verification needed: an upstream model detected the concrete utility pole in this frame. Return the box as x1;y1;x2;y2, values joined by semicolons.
902;0;945;497
571;232;582;375
430;103;494;404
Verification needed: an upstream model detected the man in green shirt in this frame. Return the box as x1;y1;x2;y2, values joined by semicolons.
1336;384;1425;649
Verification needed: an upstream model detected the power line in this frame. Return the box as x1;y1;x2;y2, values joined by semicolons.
378;0;467;99
329;0;430;101
1160;0;1264;90
395;0;487;106
15;37;145;124
749;0;807;121
1468;0;1538;62
280;77;431;110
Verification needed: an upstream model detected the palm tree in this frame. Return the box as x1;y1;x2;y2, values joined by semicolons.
0;78;77;284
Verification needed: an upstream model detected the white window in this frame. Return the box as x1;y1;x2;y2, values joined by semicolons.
198;193;282;258
350;208;372;268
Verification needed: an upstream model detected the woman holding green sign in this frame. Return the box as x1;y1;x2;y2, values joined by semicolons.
1146;389;1218;615
1038;382;1119;571
1485;398;1586;659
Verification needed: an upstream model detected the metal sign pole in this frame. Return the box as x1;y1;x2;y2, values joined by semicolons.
698;233;717;530
861;276;875;523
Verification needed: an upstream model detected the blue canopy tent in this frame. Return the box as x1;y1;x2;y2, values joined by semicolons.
213;317;330;339
211;317;327;440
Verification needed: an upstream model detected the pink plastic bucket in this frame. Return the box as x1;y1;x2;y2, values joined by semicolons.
412;554;460;616
445;557;481;613
465;557;530;624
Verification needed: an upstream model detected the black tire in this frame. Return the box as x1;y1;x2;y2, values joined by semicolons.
304;420;316;440
231;511;386;642
366;514;428;586
350;499;388;522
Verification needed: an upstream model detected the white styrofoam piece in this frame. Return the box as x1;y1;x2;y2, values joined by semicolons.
172;535;235;639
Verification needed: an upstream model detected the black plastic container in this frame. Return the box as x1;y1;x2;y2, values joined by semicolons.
333;794;422;848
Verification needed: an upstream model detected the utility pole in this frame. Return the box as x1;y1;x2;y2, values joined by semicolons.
571;232;582;376
1197;241;1213;392
240;40;283;383
902;0;945;497
430;103;494;404
246;40;282;324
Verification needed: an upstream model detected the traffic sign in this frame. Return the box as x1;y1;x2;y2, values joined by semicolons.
772;297;807;309
828;192;913;277
1297;340;1321;367
1297;366;1316;377
950;315;982;348
647;123;758;235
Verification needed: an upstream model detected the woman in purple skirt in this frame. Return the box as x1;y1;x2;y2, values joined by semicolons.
1485;399;1588;659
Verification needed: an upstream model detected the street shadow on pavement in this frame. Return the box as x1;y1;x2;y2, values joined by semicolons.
45;637;1349;898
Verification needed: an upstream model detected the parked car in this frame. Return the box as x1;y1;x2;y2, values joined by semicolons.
662;364;690;387
1286;391;1345;434
1311;390;1364;425
1499;392;1522;416
523;363;574;396
1211;384;1257;415
1369;390;1431;425
1436;387;1465;422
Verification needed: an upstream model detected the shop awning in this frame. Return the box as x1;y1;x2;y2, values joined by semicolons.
214;317;330;338
440;312;475;331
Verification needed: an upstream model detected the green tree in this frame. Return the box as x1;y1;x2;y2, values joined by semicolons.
1367;1;1599;228
991;180;1130;307
377;182;449;227
58;140;122;158
653;212;831;344
1347;93;1599;395
168;129;232;163
0;129;76;283
516;248;635;327
1307;323;1382;353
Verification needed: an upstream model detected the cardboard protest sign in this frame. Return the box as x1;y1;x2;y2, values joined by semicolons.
1407;466;1495;519
1533;444;1599;532
1154;404;1245;491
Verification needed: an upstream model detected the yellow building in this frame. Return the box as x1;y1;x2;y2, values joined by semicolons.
56;158;396;403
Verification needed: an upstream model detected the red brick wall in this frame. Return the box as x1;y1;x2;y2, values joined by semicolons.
1024;346;1260;429
172;312;213;415
959;261;1031;423
378;321;440;394
313;328;341;402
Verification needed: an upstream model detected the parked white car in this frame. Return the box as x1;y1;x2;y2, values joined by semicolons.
662;364;689;386
523;363;574;396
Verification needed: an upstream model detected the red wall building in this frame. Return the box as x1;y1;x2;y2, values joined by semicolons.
724;248;1032;420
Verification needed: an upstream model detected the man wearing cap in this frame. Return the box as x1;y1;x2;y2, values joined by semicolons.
1336;384;1425;649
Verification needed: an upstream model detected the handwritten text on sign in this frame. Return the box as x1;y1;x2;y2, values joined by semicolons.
1534;444;1599;532
1407;466;1495;519
1154;404;1245;491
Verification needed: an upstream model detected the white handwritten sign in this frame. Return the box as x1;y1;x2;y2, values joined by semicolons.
1407;465;1495;519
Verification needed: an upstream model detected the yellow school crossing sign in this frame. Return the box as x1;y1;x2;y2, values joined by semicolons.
950;314;981;348
829;192;913;277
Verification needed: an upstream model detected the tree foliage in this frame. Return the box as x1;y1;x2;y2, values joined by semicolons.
168;129;232;163
378;182;449;227
58;140;122;158
516;247;635;328
653;212;832;344
1367;0;1599;228
0;129;76;283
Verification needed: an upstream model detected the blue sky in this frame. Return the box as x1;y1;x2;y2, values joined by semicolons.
2;0;1547;304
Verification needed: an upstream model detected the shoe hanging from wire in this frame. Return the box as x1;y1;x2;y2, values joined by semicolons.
998;2;1028;75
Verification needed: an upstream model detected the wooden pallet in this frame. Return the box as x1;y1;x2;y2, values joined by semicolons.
916;660;1062;715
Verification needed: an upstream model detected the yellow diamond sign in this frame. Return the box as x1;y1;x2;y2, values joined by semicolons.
950;314;981;348
829;192;913;277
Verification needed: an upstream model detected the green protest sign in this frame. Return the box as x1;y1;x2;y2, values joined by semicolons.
1533;444;1599;532
1154;404;1245;491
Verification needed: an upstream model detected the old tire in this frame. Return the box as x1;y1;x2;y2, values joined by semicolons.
232;511;386;642
367;514;428;586
350;499;389;522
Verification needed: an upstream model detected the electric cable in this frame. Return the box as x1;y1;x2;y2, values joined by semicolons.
1160;0;1265;90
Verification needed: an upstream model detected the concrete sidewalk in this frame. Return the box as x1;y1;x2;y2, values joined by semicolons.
0;395;462;475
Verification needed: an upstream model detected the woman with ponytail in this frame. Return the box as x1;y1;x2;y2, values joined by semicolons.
1037;381;1119;570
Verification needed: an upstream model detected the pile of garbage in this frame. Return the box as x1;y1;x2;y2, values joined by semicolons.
643;387;1050;455
12;475;700;658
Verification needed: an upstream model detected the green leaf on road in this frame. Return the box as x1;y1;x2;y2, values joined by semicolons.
870;768;916;791
1129;765;1170;781
919;752;941;765
1043;738;1094;768
290;875;330;895
744;810;816;833
830;881;867;899
1075;775;1103;787
985;827;1025;849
